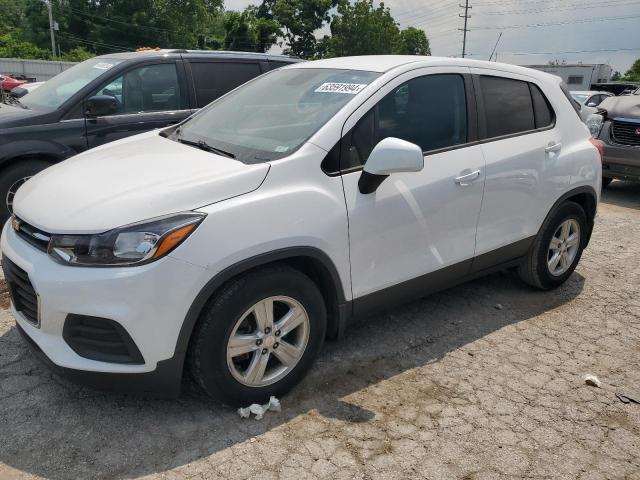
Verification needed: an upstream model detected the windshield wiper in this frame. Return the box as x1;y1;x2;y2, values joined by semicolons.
176;137;235;159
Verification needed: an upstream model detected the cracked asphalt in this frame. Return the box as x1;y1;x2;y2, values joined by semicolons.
1;181;639;480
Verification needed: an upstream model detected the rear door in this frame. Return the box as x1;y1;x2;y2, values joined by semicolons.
471;70;568;265
185;60;263;110
85;60;190;148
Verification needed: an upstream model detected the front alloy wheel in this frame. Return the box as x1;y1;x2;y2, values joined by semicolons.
227;296;310;387
188;265;326;406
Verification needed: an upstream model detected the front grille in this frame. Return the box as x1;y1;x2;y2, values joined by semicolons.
611;120;640;147
12;217;50;253
63;315;144;364
1;256;39;326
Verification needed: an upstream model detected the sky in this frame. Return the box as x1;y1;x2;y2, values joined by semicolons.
224;0;640;73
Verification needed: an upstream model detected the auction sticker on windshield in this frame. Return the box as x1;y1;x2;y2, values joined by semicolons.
93;62;115;70
315;83;367;94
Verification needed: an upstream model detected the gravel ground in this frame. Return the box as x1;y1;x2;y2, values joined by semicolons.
1;181;639;480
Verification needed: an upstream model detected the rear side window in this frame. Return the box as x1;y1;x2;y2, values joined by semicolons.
529;83;554;128
190;62;262;108
480;76;535;138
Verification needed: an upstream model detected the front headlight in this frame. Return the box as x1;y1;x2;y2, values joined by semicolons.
48;212;205;266
586;113;604;138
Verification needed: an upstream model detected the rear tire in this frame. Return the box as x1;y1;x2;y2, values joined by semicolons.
188;265;326;406
518;201;587;290
0;159;51;224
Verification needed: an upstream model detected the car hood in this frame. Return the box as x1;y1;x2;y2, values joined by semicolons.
14;131;270;234
0;102;46;127
600;95;640;119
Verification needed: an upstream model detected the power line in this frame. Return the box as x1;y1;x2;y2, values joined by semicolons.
471;14;640;30
468;46;640;57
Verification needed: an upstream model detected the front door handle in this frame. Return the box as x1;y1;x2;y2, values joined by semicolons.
454;169;481;186
545;142;562;153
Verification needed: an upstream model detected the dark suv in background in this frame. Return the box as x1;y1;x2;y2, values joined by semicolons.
0;50;301;223
592;94;640;187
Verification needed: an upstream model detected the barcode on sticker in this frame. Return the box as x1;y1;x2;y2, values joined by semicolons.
315;83;367;94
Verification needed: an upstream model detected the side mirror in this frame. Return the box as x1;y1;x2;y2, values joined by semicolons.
85;95;118;117
359;137;424;194
9;87;28;99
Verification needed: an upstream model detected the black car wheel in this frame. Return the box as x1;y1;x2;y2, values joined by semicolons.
0;160;51;224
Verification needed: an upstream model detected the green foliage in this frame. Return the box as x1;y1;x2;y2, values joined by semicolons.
324;0;430;58
0;33;51;60
397;27;430;56
223;7;279;52
610;71;622;81
260;0;338;58
2;0;431;62
623;59;640;82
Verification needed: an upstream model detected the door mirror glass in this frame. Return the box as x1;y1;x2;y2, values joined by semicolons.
85;95;119;117
364;137;424;175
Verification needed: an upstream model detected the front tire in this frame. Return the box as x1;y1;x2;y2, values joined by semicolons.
188;265;326;406
0;159;51;224
518;201;588;290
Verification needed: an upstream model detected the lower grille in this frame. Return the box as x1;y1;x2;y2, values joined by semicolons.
1;256;39;326
63;315;144;364
611;120;640;147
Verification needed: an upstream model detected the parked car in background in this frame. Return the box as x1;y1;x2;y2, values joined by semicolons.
1;76;28;93
9;81;44;99
0;50;301;224
2;56;601;405
571;90;613;108
587;95;640;187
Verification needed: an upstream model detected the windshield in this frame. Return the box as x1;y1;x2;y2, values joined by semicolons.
172;68;380;164
21;58;123;110
570;93;589;104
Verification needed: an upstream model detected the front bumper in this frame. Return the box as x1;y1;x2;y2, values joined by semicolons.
599;121;640;182
1;222;208;392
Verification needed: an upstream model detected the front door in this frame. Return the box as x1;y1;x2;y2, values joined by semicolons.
339;70;486;314
85;62;190;148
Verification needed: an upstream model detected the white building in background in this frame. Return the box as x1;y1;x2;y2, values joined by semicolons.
522;63;612;90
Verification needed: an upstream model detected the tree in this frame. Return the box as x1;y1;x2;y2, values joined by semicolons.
397;27;430;56
610;71;622;81
324;0;429;58
259;0;337;58
325;0;400;57
623;59;640;82
223;7;279;52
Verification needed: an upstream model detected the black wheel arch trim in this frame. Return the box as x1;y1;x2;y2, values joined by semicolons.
172;246;349;374
539;185;598;246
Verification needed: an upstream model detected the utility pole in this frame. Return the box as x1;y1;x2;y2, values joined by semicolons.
458;0;471;58
44;0;56;59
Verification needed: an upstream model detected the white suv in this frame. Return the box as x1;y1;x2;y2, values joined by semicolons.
1;56;601;405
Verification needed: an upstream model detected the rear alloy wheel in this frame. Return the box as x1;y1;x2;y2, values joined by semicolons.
518;201;587;290
188;266;326;406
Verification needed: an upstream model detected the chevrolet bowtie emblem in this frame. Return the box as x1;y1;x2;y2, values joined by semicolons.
11;216;21;232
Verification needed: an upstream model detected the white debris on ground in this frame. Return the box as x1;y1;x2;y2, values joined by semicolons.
238;396;281;420
584;374;602;388
494;303;504;310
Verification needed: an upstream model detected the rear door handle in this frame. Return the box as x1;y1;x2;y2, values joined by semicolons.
545;142;562;153
454;169;481;186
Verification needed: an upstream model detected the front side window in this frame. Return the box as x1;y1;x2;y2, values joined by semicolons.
20;57;123;111
94;63;183;115
342;74;468;170
173;68;380;164
190;62;262;108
